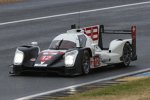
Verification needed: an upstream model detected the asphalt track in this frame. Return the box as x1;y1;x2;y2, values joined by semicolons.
0;0;150;100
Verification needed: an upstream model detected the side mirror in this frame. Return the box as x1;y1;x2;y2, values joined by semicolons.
92;43;101;52
31;42;40;53
91;43;97;48
31;42;38;46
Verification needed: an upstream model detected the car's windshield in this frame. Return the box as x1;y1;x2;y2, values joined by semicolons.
49;40;76;50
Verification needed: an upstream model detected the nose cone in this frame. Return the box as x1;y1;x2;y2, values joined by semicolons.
35;50;65;67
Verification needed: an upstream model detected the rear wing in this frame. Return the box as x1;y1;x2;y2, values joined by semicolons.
99;25;137;61
71;24;137;60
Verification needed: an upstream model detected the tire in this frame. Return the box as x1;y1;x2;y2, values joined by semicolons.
82;50;90;75
120;43;132;67
9;66;23;76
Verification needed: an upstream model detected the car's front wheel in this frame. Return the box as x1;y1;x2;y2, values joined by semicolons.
9;65;23;76
82;50;90;75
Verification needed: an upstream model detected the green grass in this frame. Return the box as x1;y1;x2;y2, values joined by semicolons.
0;0;21;3
60;77;150;100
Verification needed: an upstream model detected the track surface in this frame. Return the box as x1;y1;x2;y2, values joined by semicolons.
0;0;150;100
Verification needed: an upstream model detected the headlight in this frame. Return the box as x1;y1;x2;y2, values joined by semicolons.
65;50;78;67
13;49;24;65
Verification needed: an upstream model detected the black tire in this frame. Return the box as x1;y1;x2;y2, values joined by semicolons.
82;50;90;75
9;66;23;76
120;43;132;67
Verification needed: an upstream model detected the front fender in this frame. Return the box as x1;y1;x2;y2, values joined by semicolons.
15;45;39;67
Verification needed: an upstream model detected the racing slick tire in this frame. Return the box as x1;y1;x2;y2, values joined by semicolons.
9;65;23;76
82;50;90;75
119;43;132;67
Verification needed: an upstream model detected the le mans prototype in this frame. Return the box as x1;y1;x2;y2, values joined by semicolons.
10;25;137;76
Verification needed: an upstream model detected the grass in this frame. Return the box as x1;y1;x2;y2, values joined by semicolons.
0;0;21;4
60;77;150;100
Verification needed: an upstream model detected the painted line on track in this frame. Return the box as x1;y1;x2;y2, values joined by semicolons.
16;68;150;100
1;1;150;26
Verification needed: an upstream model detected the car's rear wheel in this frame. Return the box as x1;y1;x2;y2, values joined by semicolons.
82;50;90;75
120;43;132;67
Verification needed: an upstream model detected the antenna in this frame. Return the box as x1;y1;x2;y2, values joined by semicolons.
78;11;81;29
71;24;76;29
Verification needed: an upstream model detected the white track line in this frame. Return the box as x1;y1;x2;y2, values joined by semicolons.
1;1;150;26
16;68;150;100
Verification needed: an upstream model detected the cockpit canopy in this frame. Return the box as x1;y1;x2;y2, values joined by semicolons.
49;30;90;50
49;40;76;50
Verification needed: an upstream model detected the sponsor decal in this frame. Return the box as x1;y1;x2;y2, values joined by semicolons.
131;26;136;40
39;51;65;64
30;58;36;61
40;56;52;64
42;51;65;55
34;64;47;67
94;56;100;66
90;55;101;68
83;25;99;41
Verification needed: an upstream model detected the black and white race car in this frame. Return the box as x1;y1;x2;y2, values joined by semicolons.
10;25;137;76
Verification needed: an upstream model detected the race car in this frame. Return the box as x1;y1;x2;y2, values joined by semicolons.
9;25;137;76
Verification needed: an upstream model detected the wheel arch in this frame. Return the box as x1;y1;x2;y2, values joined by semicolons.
83;48;92;57
16;45;39;67
125;41;131;46
122;41;132;55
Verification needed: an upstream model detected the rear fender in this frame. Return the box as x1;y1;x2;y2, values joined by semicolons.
109;39;131;55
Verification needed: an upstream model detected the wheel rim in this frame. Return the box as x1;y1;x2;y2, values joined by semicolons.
83;53;90;74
